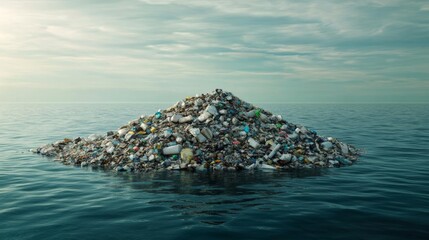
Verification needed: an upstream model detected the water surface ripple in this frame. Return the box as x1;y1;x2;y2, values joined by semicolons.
0;103;428;240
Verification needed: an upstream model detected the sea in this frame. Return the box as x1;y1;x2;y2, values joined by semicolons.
0;103;428;240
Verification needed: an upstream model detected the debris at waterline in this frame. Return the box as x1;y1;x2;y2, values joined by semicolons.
34;89;360;172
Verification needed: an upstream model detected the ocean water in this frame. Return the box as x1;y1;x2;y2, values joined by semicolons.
0;103;428;240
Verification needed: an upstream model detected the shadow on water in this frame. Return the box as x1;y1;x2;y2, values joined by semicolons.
102;168;328;195
83;167;331;226
34;149;359;227
106;169;326;225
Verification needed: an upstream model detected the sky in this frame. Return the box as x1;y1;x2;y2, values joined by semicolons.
0;0;428;103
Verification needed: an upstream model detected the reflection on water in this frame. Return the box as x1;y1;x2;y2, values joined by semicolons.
103;168;326;195
87;168;327;225
1;103;428;239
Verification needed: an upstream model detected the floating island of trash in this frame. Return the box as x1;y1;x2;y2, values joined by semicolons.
34;89;360;172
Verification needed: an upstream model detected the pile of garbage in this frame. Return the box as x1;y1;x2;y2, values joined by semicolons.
34;89;359;172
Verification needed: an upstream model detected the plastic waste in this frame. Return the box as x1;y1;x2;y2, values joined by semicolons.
180;148;194;164
205;105;218;116
248;138;260;148
170;114;183;123
198;112;211;122
117;129;127;137
155;110;162;119
34;89;359;173
179;115;193;123
255;109;261;118
321;141;333;150
201;127;213;140
163;145;182;155
268;144;281;159
243;125;250;133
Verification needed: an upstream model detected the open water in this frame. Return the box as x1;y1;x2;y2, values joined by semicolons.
0;103;428;240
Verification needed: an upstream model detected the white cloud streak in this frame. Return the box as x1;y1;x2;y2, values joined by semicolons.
0;0;428;102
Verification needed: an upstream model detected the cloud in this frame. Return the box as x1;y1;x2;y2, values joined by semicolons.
0;0;428;102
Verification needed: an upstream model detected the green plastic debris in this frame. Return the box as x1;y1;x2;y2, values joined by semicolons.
255;109;261;118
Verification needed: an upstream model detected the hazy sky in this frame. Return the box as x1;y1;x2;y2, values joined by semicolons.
0;0;428;103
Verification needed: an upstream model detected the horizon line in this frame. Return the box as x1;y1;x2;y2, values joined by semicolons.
1;101;428;104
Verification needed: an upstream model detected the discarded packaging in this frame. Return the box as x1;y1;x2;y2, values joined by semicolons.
34;89;360;172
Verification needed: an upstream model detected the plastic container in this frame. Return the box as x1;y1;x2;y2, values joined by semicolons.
163;145;183;155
